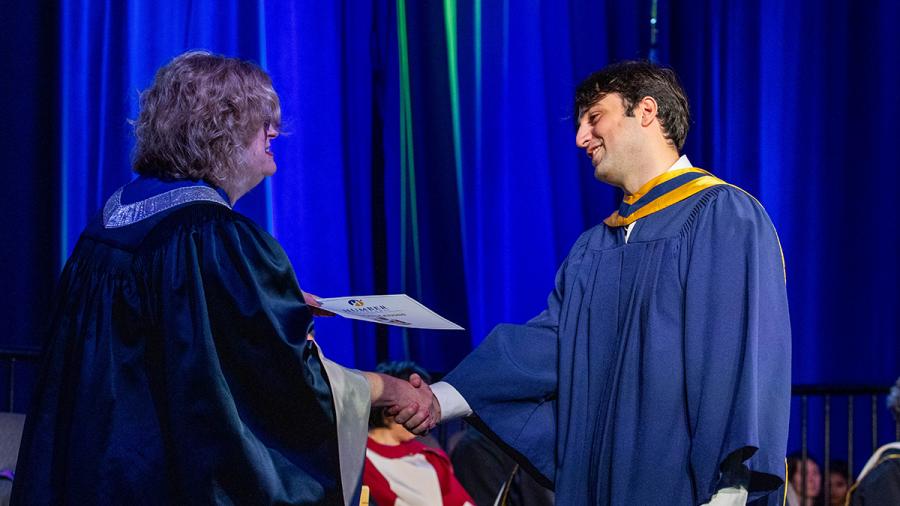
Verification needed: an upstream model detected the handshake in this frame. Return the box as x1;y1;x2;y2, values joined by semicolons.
303;293;442;435
363;371;442;435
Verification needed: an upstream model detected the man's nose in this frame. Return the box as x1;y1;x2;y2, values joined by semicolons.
575;122;591;148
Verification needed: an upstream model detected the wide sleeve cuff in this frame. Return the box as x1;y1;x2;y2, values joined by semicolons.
317;346;371;506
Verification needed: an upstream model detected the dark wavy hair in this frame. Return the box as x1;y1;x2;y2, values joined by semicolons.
368;361;432;429
131;50;281;186
574;60;690;150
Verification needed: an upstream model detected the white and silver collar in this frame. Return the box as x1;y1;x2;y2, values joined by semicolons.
102;185;231;228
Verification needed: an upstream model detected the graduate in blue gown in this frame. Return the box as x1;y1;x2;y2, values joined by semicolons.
419;61;791;505
12;51;436;505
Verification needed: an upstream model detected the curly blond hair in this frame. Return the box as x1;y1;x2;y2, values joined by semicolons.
132;50;281;186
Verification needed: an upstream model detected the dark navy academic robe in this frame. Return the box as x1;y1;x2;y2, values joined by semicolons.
848;445;900;505
444;184;791;505
12;179;351;505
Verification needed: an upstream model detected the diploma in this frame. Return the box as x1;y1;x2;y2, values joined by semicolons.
314;294;464;330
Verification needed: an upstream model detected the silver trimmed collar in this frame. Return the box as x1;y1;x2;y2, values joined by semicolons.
102;185;231;228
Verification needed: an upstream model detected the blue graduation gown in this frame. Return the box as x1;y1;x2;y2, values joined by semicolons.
13;179;345;505
444;184;791;505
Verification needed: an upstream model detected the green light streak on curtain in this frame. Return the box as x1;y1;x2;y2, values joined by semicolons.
397;0;407;297
443;0;469;280
397;0;422;357
398;0;409;293
474;0;482;176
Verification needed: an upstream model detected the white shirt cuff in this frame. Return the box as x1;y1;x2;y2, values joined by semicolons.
701;486;748;506
431;381;473;420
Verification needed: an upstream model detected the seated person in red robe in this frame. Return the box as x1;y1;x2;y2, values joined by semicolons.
364;362;474;506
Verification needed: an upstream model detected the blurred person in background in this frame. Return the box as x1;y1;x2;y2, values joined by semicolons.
365;361;473;506
825;460;848;506
450;427;554;506
786;453;822;506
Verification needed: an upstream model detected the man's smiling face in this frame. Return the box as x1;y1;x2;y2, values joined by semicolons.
575;93;643;189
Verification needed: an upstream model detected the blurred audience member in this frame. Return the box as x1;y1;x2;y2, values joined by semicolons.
364;362;474;506
825;460;849;506
846;377;900;505
451;427;554;506
786;453;822;506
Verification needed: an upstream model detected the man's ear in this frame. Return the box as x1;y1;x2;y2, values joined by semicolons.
636;96;659;127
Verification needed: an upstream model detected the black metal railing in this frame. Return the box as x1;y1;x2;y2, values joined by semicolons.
1;346;897;506
0;347;40;413
791;384;898;505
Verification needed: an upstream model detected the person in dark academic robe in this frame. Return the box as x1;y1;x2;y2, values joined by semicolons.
400;61;791;505
847;447;900;505
450;427;554;506
846;378;900;505
11;51;436;506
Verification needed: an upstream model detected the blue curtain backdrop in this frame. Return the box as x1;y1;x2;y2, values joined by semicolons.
1;0;898;475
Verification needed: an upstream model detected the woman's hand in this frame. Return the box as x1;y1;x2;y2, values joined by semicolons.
302;291;335;317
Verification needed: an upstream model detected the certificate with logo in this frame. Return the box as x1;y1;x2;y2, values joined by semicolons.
314;294;464;330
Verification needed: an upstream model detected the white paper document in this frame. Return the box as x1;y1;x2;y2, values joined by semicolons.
314;294;464;330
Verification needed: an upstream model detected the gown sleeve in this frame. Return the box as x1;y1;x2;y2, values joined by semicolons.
144;206;364;504
680;187;791;505
440;234;589;489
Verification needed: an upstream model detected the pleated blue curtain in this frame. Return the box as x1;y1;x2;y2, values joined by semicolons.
49;0;382;367
262;0;388;368
660;0;900;467
0;1;61;359
392;0;646;372
1;1;898;460
58;0;272;262
659;0;899;386
467;0;650;340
